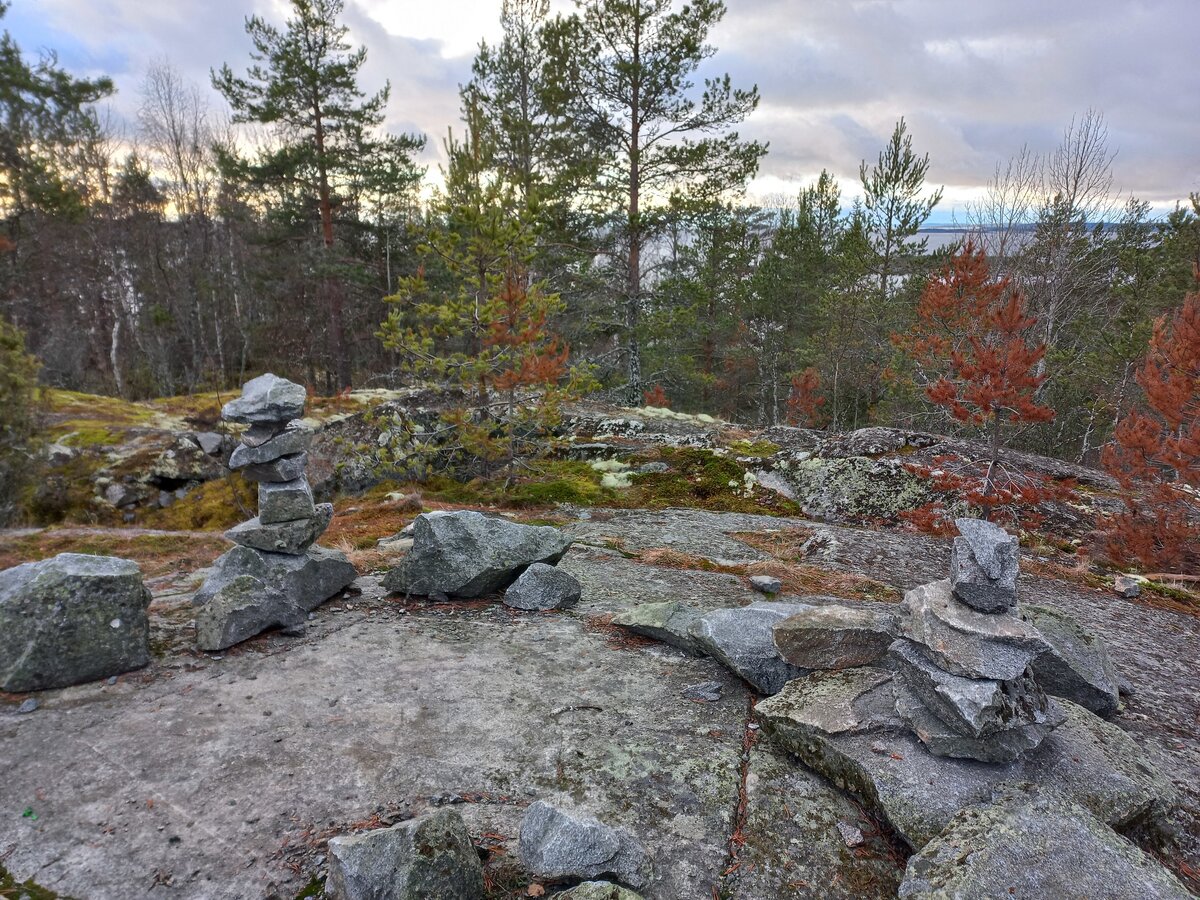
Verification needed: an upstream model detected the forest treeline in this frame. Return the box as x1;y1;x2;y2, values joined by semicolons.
1;0;1198;471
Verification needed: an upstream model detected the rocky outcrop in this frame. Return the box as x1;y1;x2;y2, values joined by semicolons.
555;883;645;900
519;801;647;888
0;553;152;691
383;510;572;598
193;376;353;649
689;601;812;694
326;809;485;900
503;563;582;611
898;786;1192;899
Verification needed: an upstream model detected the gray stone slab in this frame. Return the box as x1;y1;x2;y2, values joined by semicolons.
690;601;813;695
774;604;898;670
611;601;706;655
229;423;315;468
225;503;333;555
1022;603;1120;715
221;373;307;425
258;478;316;525
503;563;582;611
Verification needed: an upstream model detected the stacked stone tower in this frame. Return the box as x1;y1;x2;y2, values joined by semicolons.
193;375;355;651
887;518;1063;762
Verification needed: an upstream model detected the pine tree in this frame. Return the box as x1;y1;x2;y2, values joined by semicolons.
0;314;39;524
212;0;423;390
1102;288;1200;572
542;0;766;401
893;241;1063;530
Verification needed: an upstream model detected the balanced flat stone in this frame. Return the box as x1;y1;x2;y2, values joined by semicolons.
689;601;813;695
519;801;647;888
326;809;485;900
241;421;288;447
258;478;316;525
502;563;582;611
239;452;309;484
755;670;1176;849
225;503;333;555
0;553;152;692
898;785;1192;900
949;518;1020;612
1022;603;1120;715
383;510;572;598
221;373;307;425
229;423;315;469
773;603;898;670
889;639;1056;739
611;601;706;655
901;580;1049;680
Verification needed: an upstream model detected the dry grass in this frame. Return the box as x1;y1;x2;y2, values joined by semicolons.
0;530;228;579
584;613;660;651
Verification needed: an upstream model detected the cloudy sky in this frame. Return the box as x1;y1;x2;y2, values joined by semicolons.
9;0;1199;221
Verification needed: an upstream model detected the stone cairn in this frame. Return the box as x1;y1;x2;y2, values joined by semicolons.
192;374;355;651
888;517;1064;762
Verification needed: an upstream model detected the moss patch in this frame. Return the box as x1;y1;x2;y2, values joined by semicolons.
617;448;802;517
0;862;68;899
140;476;256;531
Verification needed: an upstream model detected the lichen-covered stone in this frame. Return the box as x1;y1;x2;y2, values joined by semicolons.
326;809;485;900
382;511;572;598
611;601;705;655
258;478;316;525
503;563;582;611
774;454;935;525
749;574;782;595
519;801;647;888
901;580;1049;680
756;675;1176;849
229;423;314;468
555;882;644;900
0;553;152;692
224;503;333;555
898;786;1192;899
1022;604;1120;715
221;373;307;425
773;604;898;670
690;601;812;694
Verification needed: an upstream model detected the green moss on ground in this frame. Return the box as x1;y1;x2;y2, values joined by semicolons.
0;862;70;899
140;475;256;531
618;448;802;517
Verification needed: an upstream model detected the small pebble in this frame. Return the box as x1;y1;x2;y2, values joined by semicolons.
107;676;118;685
836;821;865;848
17;698;39;714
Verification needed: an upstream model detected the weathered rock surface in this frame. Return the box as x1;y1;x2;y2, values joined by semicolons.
555;882;644;900
0;553;151;692
193;546;356;650
239;451;309;484
519;801;647;888
773;603;897;670
221;373;307;425
756;671;1176;849
690;601;813;694
502;563;582;611
949;518;1019;613
1023;603;1120;715
225;503;333;555
889;639;1056;740
1114;574;1143;598
258;478;316;525
229;423;315;469
326;809;485;900
898;786;1192;900
901;580;1050;680
383;511;572;598
749;574;781;595
611;601;706;655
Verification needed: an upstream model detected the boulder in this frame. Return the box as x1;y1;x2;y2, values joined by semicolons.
901;580;1050;680
229;423;315;469
556;883;645;900
0;553;152;692
502;563;582;611
689;601;813;695
1114;574;1143;599
611;601;706;655
193;546;356;651
755;672;1176;849
239;452;309;484
258;478;316;525
221;373;307;425
225;503;333;555
888;639;1057;740
518;801;647;888
326;809;485;900
749;574;782;595
773;604;897;670
898;786;1192;899
382;511;572;598
1021;604;1120;715
949;518;1019;613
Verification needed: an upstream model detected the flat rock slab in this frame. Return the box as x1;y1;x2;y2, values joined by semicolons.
899;785;1192;899
691;601;813;695
221;373;307;425
0;607;749;899
755;669;1177;849
1022;603;1120;715
774;603;898;670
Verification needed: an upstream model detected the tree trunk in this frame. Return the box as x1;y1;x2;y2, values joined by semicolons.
314;112;351;390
